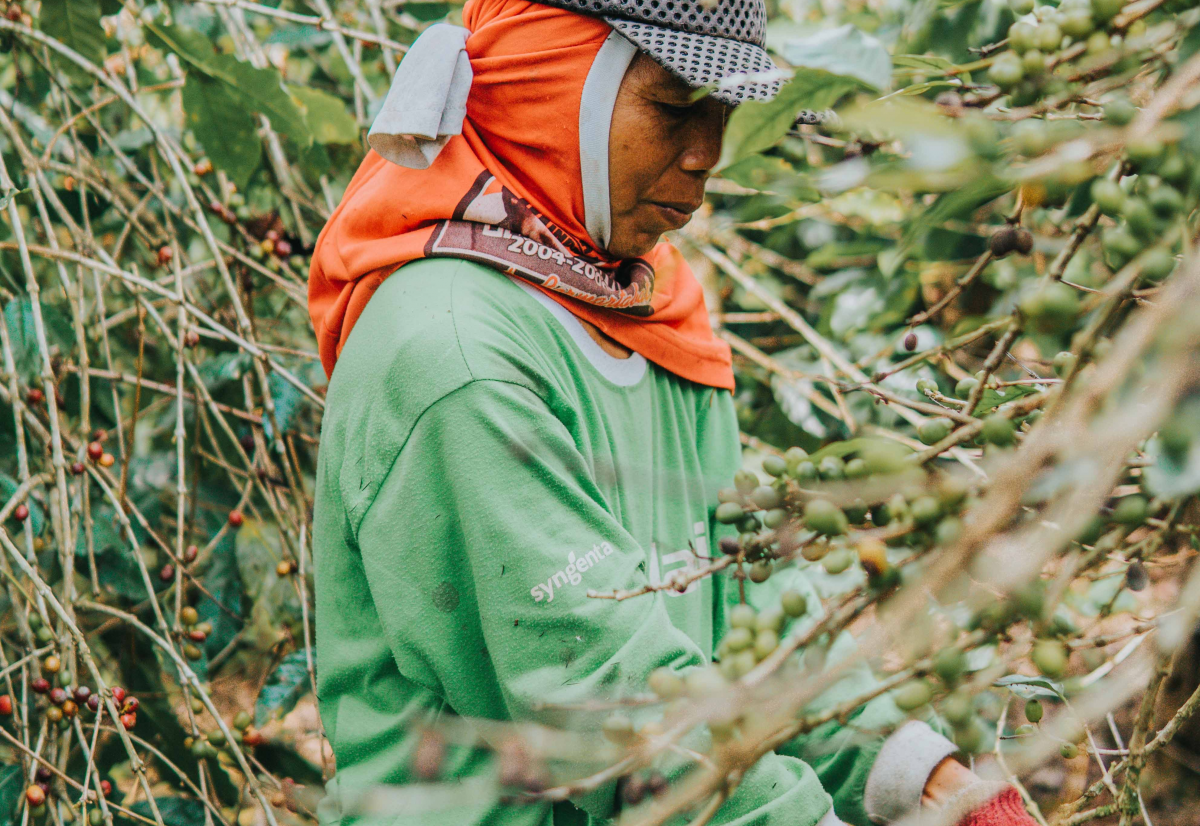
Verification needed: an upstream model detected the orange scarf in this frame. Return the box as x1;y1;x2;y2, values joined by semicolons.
308;0;734;390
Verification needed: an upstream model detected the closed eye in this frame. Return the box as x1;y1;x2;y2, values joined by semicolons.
657;101;693;118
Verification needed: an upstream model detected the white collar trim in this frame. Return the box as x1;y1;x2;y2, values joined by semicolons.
508;276;648;387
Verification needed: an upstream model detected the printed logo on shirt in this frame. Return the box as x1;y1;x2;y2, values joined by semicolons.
528;522;710;603
530;542;618;603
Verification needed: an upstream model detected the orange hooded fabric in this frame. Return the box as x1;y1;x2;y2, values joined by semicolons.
307;0;735;390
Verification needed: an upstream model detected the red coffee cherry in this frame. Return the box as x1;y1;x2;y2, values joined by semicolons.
87;442;103;461
228;510;244;528
0;695;12;715
14;504;28;522
31;678;50;695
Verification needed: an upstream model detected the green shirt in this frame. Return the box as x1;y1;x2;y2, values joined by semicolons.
312;259;937;826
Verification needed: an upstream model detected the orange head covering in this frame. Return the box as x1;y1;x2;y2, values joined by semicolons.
308;0;734;389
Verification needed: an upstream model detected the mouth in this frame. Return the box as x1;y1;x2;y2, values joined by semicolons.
645;200;702;229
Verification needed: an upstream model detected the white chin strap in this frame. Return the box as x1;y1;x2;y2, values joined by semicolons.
367;25;635;250
578;31;637;251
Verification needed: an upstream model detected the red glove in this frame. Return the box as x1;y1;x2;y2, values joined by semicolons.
956;787;1039;826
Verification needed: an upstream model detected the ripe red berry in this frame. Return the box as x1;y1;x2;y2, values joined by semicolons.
31;678;49;694
86;695;99;713
120;713;136;730
49;688;66;705
71;462;85;475
188;629;206;643
122;697;139;714
228;510;244;528
26;388;43;406
159;563;175;583
14;504;28;522
184;544;198;563
35;768;50;783
25;786;45;806
87;442;103;461
242;728;263;747
111;687;126;704
183;329;200;348
193;159;213;176
0;695;12;715
157;246;173;267
274;239;292;258
92;429;107;442
5;5;22;22
100;780;112;797
73;686;90;704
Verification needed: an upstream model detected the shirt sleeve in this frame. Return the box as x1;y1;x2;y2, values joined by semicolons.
353;378;835;825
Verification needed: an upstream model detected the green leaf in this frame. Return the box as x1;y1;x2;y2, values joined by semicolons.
181;75;262;190
39;0;106;66
290;86;359;145
255;649;311;727
994;674;1063;700
719;69;864;168
0;764;23;826
147;24;312;156
780;24;893;91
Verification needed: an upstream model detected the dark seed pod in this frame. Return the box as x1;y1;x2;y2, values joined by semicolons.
903;332;917;351
717;536;740;555
620;774;647;807
988;226;1019;258
646;771;669;797
1124;560;1148;592
1013;228;1034;255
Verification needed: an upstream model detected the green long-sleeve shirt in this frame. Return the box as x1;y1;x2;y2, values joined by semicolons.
312;259;953;826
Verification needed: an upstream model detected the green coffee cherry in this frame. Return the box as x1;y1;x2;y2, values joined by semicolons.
817;456;845;480
805;500;848;536
1090;178;1124;215
648;667;684;699
1053;351;1078;377
955;377;979;399
911;496;942;527
933;647;968;685
734;471;758;495
844;458;868;479
941;691;973;727
1060;742;1080;759
748;560;773;583
1019;282;1081;334
1008;21;1037;54
750;486;782;510
982;415;1016;447
763;508;788;529
792;461;818;482
1025;698;1044;723
762;455;788;478
1032;639;1069;678
1140;248;1176;282
1112;495;1148;526
822;547;854;575
918;417;954;445
989;54;1024;90
754;629;779;661
729;604;757;630
894;680;933;711
715;502;745;524
781;589;808;618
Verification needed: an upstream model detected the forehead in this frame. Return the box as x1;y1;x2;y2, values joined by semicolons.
626;51;695;98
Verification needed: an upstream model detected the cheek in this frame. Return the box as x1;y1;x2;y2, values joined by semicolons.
609;111;676;213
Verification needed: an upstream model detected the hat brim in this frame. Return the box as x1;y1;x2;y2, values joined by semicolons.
604;18;782;106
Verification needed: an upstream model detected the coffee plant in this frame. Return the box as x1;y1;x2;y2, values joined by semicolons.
1;0;1200;824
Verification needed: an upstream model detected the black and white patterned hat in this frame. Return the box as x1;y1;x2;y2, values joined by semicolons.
538;0;781;104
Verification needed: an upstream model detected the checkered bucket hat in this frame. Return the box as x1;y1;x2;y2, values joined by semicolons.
539;0;782;104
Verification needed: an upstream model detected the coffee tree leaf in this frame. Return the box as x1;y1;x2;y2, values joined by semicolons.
39;0;106;66
719;69;864;168
290;86;359;145
181;75;262;190
0;764;23;825
255;649;311;727
781;24;893;91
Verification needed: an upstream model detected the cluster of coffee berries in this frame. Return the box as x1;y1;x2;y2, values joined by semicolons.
179;606;213;660
991;0;1132;105
1094;168;1185;284
712;595;808;681
987;224;1034;259
30;670;136;730
85;430;114;470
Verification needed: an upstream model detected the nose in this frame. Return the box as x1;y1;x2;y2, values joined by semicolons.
678;100;727;174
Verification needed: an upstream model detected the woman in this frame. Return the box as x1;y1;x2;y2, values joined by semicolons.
307;1;1037;824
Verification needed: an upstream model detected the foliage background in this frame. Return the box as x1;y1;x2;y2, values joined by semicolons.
1;0;1200;825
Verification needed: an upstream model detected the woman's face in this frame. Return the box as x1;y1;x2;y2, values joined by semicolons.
606;53;729;259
